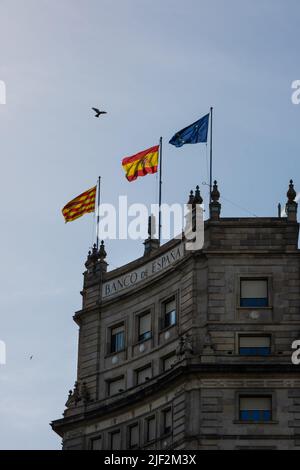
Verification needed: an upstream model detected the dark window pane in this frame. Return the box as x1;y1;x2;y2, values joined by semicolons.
91;437;101;450
129;424;139;449
110;431;121;450
139;313;151;342
146;417;156;442
164;310;176;328
240;410;249;421
239;347;271;356
163;409;172;434
111;330;124;353
240;298;268;307
240;279;268;307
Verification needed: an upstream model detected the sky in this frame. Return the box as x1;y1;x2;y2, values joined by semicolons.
0;0;299;449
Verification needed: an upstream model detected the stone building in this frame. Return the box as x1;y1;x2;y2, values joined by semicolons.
51;180;300;450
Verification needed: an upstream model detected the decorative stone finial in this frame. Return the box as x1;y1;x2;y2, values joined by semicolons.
85;243;98;268
99;240;107;261
209;180;221;220
187;190;194;205
193;185;203;205
211;180;220;202
285;179;298;222
144;214;159;255
287;179;296;203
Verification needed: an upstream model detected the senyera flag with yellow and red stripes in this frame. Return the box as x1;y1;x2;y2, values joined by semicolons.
62;185;97;223
122;145;159;182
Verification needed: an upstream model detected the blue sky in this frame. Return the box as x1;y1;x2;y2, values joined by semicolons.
0;0;299;449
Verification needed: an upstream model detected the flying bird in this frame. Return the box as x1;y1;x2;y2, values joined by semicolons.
92;107;107;118
29;355;33;360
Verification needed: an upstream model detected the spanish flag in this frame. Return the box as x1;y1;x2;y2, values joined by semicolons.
62;185;97;223
122;145;159;182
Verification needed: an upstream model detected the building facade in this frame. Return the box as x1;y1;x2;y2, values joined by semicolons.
51;180;300;450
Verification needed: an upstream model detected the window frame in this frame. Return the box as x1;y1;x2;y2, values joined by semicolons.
161;352;177;372
110;429;121;450
137;311;152;343
162;407;172;435
145;415;156;444
135;363;152;385
128;422;139;450
236;392;275;424
162;295;177;330
239;277;269;308
107;376;125;397
238;334;271;356
110;323;125;354
89;435;102;450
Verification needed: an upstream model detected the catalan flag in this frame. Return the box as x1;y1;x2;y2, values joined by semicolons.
122;145;159;182
62;185;97;223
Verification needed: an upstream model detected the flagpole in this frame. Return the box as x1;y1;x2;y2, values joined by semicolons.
209;107;213;202
158;137;163;243
96;176;101;249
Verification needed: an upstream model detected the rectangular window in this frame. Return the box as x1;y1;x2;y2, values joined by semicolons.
111;324;125;353
239;396;272;422
163;353;176;371
129;423;139;449
138;312;151;342
146;416;156;442
164;298;176;328
110;430;121;450
108;377;125;396
240;279;268;307
162;408;172;434
90;436;102;450
136;365;152;385
239;336;271;356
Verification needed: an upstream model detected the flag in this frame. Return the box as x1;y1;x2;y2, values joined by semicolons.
169;113;209;147
62;185;97;222
122;145;159;182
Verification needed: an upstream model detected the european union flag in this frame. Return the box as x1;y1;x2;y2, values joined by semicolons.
169;113;209;147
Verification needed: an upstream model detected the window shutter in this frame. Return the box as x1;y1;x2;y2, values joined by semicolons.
109;377;124;395
163;354;176;371
241;280;267;298
130;424;139;447
240;397;271;410
147;417;156;441
137;366;152;384
112;325;124;336
139;313;151;335
111;431;121;450
91;437;102;450
165;298;176;314
240;336;270;348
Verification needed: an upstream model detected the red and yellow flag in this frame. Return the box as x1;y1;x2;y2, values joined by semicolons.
122;145;159;182
62;185;96;223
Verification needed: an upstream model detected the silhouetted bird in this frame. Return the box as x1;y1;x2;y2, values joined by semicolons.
92;107;107;118
29;355;33;360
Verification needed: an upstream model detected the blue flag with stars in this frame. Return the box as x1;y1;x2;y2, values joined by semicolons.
169;113;209;147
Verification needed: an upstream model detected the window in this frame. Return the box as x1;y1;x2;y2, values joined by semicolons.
138;312;151;342
164;297;176;328
239;396;272;422
90;436;102;450
110;430;121;450
111;324;125;353
129;423;139;449
163;353;176;371
146;416;156;442
108;377;125;396
136;365;152;384
240;279;268;307
162;408;172;434
239;336;271;356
